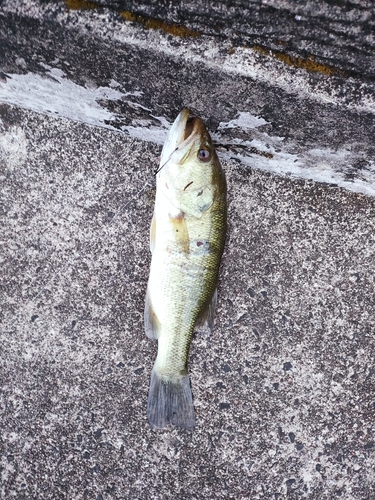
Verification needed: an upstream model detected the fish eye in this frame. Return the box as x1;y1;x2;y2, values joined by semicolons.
198;148;211;162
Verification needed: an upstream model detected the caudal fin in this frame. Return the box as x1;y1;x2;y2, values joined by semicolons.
147;368;195;430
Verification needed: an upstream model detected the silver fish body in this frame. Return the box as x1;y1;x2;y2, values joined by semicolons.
144;108;227;429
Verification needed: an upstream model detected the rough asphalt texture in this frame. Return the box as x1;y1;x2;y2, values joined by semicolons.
1;1;375;499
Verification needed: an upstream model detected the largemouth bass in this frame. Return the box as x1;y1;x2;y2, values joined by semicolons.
145;108;227;429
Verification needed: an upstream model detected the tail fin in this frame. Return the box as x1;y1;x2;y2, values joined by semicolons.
147;368;196;430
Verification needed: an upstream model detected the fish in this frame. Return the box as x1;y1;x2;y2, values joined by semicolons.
144;108;227;430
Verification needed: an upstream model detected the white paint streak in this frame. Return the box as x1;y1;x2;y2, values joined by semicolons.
226;148;375;197
218;112;268;130
1;67;374;197
214;131;375;196
122;125;168;145
0;68;126;128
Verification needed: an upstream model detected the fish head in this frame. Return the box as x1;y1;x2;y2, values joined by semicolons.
157;108;225;218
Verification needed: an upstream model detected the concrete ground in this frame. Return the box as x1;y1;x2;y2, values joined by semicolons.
1;1;375;499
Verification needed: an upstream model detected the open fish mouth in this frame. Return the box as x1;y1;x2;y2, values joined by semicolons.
158;108;204;170
184;115;199;140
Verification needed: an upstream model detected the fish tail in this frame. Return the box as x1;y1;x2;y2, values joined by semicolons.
147;367;195;430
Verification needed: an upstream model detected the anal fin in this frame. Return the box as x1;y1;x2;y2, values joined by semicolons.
144;288;160;339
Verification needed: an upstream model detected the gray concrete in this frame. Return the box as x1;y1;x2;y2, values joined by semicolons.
1;1;375;499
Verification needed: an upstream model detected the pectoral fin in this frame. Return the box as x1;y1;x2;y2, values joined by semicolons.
196;288;217;333
144;288;160;339
169;213;189;254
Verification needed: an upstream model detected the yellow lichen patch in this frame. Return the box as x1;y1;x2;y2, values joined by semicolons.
252;45;269;57
120;10;137;22
253;45;346;77
120;10;200;38
66;0;98;9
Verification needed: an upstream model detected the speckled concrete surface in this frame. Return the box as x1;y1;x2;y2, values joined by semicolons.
1;0;375;498
1;104;375;499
